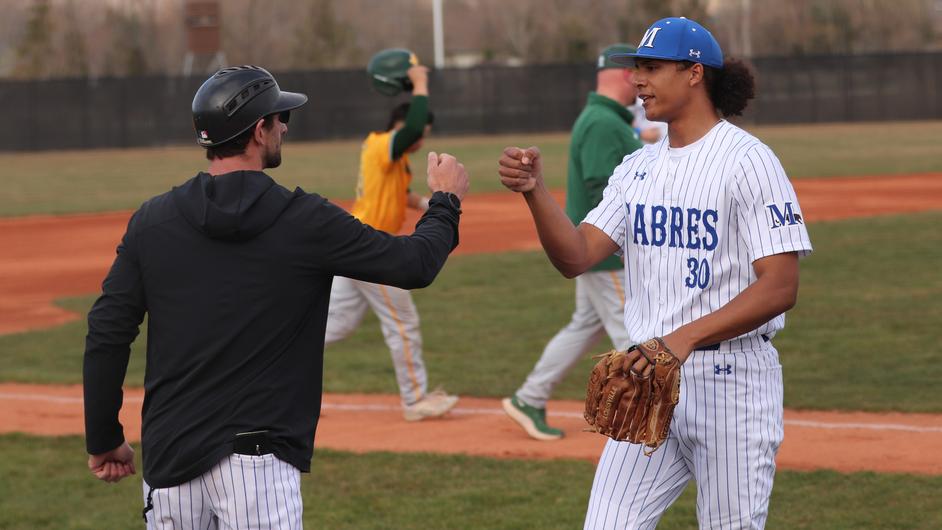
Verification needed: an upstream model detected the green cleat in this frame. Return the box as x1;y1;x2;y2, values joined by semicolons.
501;396;564;441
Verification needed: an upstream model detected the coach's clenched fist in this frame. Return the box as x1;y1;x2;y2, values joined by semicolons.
499;146;543;193
88;440;135;483
427;151;469;199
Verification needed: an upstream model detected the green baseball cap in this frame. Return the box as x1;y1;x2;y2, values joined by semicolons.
597;44;637;69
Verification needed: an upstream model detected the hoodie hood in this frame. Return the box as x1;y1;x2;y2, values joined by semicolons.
171;171;298;241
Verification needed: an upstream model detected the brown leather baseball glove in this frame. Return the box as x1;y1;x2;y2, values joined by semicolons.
583;337;682;455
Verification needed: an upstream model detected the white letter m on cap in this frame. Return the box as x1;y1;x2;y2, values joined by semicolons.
639;27;662;48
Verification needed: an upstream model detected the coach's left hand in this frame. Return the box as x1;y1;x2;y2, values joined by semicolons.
88;440;136;483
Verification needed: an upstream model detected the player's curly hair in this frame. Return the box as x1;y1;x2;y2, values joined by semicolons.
703;59;756;117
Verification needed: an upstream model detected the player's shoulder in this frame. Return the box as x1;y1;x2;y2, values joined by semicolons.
722;120;773;149
363;130;392;150
609;142;655;182
719;122;782;170
717;125;792;188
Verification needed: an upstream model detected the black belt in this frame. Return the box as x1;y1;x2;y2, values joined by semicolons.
233;430;274;456
696;334;770;351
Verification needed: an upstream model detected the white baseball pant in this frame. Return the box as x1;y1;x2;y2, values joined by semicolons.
516;270;630;409
325;276;427;406
583;345;784;529
143;453;302;529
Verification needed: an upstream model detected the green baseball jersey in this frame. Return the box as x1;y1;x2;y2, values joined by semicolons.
566;92;642;271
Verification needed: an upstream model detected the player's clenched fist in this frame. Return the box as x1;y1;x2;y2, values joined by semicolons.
498;146;542;193
427;151;469;199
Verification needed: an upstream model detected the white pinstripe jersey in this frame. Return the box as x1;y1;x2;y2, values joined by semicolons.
583;120;813;352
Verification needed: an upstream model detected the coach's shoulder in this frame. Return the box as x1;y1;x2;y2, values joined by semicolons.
129;189;178;233
281;190;354;229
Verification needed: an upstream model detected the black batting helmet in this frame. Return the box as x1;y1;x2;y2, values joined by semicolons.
192;65;308;147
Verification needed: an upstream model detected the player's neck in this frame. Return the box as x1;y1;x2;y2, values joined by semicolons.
667;102;723;149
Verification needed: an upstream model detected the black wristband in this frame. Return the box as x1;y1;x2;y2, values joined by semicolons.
430;191;462;214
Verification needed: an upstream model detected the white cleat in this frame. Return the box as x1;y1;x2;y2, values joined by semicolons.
403;389;459;421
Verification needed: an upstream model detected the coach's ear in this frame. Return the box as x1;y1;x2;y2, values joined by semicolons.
252;119;267;145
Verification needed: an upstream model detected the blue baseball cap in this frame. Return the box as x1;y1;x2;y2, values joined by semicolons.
611;17;724;69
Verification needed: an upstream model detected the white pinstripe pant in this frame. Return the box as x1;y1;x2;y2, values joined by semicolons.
325;276;427;406
584;346;784;530
143;453;302;529
517;270;630;409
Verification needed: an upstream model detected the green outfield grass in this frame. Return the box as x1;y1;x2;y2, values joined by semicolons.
1;434;940;530
2;120;941;217
3;211;939;413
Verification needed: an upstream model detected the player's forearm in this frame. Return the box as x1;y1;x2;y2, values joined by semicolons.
523;183;590;278
665;260;799;356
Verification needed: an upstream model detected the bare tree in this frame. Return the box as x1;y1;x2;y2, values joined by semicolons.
292;0;360;68
0;0;938;79
55;0;89;77
12;0;54;78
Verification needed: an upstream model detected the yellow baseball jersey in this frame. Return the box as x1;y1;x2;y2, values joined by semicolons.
350;130;411;234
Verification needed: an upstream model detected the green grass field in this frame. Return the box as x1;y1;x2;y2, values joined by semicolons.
2;122;941;528
3;211;940;412
2;435;941;530
2;120;941;217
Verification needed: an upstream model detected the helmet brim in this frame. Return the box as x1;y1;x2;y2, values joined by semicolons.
271;91;308;114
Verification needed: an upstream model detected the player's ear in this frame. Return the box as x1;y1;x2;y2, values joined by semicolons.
688;63;705;87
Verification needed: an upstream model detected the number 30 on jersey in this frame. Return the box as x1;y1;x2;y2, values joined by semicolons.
685;257;710;289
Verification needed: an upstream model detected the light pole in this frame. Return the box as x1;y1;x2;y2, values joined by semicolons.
741;0;752;57
433;0;445;68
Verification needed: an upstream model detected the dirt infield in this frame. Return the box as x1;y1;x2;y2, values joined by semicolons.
2;172;942;474
3;173;942;336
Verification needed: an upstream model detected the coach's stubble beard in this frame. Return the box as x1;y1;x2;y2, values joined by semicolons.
263;141;282;169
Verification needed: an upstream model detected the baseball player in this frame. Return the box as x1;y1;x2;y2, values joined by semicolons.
498;17;812;529
502;44;643;441
83;65;468;528
324;64;460;421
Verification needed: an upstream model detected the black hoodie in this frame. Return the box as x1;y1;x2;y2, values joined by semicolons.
83;170;460;488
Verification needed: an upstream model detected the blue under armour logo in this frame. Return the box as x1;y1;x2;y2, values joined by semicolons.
634;171;646;180
714;364;733;375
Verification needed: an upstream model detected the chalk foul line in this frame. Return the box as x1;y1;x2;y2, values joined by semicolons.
3;392;941;434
